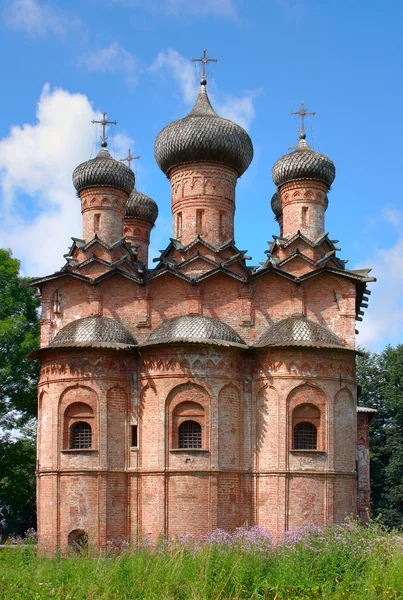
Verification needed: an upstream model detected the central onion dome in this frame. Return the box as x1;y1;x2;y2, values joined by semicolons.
154;80;254;177
254;316;343;349
272;134;335;189
73;148;135;195
125;188;159;225
147;315;245;346
52;316;136;348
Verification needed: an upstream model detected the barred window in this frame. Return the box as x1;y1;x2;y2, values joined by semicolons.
70;421;92;449
293;422;317;450
178;420;202;449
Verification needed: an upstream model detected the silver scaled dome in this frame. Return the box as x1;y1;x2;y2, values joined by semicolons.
271;191;282;217
52;316;136;348
272;134;335;189
154;81;253;177
73;148;135;195
254;316;343;349
125;188;159;225
148;315;245;346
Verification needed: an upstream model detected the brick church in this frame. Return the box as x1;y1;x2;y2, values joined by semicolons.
29;70;376;551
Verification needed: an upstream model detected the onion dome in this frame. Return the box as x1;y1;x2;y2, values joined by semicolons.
147;315;245;347
125;188;159;225
271;191;282;217
154;80;253;177
254;316;343;349
272;134;335;189
73;148;135;195
52;316;136;349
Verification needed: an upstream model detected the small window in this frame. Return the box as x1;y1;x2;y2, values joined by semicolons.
301;206;308;225
219;212;225;237
131;425;138;448
196;209;204;234
179;420;202;449
70;422;92;449
94;213;101;232
177;212;182;238
293;422;317;450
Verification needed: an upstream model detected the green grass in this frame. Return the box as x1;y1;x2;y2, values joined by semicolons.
0;523;402;599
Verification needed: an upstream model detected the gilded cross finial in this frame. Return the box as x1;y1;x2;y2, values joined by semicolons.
192;48;218;82
91;112;117;148
290;102;316;134
120;148;139;170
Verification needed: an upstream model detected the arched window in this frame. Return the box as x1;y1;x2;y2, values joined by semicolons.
293;422;317;450
70;421;92;449
178;420;202;449
68;529;88;552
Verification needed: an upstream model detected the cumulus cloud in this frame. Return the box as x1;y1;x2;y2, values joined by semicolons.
355;208;403;351
150;48;257;130
0;84;133;276
3;0;80;37
78;43;139;85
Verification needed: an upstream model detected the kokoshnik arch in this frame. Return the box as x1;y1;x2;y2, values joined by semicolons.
27;60;376;552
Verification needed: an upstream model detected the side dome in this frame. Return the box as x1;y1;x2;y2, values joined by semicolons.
154;81;253;177
125;188;159;225
147;315;245;347
272;134;335;189
271;191;282;217
255;316;343;349
73;148;135;195
52;316;136;348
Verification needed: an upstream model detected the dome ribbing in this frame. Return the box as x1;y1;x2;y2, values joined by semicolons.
52;316;136;348
154;82;253;177
255;316;343;349
272;134;335;189
148;315;245;346
125;188;159;225
73;148;135;195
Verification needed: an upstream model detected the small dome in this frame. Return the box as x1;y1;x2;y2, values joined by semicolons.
148;315;245;346
125;188;159;225
73;148;135;195
272;135;335;189
52;316;136;348
255;316;343;349
271;191;282;217
154;82;253;177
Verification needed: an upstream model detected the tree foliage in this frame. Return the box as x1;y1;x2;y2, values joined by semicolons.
357;345;403;528
0;249;39;537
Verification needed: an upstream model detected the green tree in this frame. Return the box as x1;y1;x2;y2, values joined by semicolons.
0;249;40;537
357;346;403;528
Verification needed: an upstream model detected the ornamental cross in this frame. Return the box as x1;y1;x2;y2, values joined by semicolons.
91;112;117;147
290;102;316;133
120;148;139;170
192;48;218;81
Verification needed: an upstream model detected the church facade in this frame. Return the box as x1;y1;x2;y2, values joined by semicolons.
30;77;375;551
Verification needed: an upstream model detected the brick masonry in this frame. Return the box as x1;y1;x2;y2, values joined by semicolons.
34;137;374;552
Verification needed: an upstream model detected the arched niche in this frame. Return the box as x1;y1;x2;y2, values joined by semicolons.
334;387;355;471
166;382;210;451
218;383;241;469
287;383;326;452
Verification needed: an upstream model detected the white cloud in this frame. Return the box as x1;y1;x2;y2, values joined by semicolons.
0;84;133;276
3;0;79;37
78;43;139;85
356;209;403;351
150;48;257;130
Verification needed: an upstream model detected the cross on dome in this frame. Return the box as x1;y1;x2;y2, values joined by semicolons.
91;112;117;148
290;102;316;134
120;148;140;170
192;48;218;83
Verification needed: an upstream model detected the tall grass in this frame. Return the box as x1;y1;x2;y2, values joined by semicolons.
0;522;402;599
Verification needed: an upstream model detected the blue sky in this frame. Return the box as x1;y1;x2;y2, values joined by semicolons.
0;0;402;351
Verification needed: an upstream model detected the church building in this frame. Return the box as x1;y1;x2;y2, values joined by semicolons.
29;66;375;551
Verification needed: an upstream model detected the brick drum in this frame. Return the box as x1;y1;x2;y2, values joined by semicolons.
30;80;376;552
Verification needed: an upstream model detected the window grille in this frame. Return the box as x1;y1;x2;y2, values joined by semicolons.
70;422;92;449
179;420;202;449
293;422;317;450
